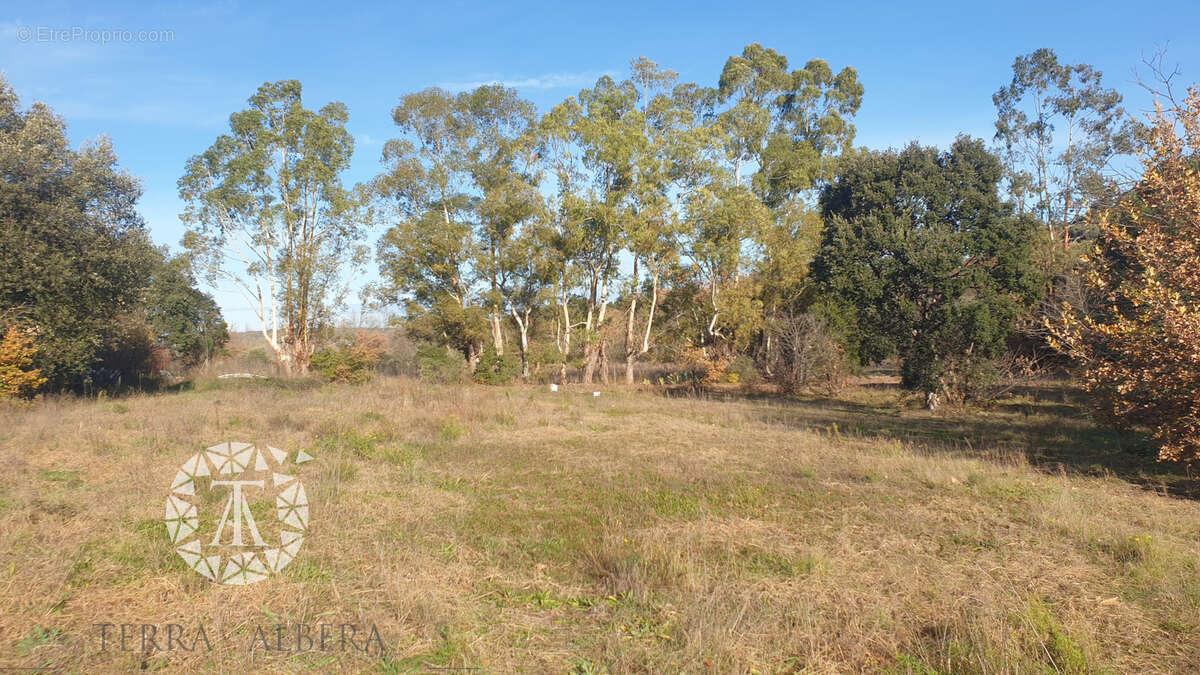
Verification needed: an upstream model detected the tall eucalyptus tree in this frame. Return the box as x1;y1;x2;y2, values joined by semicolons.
460;85;542;363
993;48;1134;248
180;80;366;373
372;87;484;367
543;76;640;383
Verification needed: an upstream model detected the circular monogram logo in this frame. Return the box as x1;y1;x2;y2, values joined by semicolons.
164;442;313;585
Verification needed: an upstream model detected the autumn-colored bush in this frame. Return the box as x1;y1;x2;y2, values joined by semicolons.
679;343;735;385
0;323;46;398
1049;89;1200;463
310;332;385;384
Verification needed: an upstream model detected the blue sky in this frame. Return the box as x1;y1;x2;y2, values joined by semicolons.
2;0;1197;329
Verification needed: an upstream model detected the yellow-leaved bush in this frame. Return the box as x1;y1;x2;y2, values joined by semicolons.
1049;88;1200;462
0;323;45;398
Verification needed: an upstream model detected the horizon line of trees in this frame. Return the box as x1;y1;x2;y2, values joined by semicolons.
353;44;1139;401
8;42;1197;465
367;46;864;387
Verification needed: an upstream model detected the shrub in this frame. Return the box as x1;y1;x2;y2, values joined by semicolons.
527;341;564;383
310;332;384;384
760;313;847;395
0;323;45;398
91;314;157;391
243;347;274;367
1049;89;1200;463
376;329;417;377
415;344;467;384
725;355;762;385
933;347;1039;406
679;343;735;385
473;345;520;385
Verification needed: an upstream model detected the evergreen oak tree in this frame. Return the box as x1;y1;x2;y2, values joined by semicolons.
812;138;1044;404
0;78;157;390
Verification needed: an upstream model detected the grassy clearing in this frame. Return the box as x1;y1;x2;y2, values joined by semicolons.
0;376;1198;672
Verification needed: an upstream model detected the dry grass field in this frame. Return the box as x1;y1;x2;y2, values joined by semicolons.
1;375;1199;673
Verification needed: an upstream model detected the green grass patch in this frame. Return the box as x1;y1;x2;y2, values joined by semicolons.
16;624;61;656
38;469;82;486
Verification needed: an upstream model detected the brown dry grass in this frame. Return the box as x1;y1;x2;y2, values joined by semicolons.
0;376;1198;673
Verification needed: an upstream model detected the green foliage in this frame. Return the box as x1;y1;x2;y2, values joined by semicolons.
755;202;825;315
92;313;157;390
415;344;467;384
1019;598;1089;673
473;345;521;385
244;347;273;366
16;625;60;656
180;79;369;373
374;85;542;367
438;416;467;442
373;47;865;383
541;75;638;381
993;48;1135;245
724;354;762;385
145;252;228;367
812;138;1044;399
0;78;157;390
685;183;770;350
310;335;383;384
807;295;877;371
717;43;864;206
0;91;193;392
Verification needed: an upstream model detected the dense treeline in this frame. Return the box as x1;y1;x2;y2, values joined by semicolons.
371;46;861;386
0;80;228;393
363;44;1127;404
5;42;1198;465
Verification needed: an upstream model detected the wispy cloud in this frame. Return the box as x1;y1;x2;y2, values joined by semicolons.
437;70;617;93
